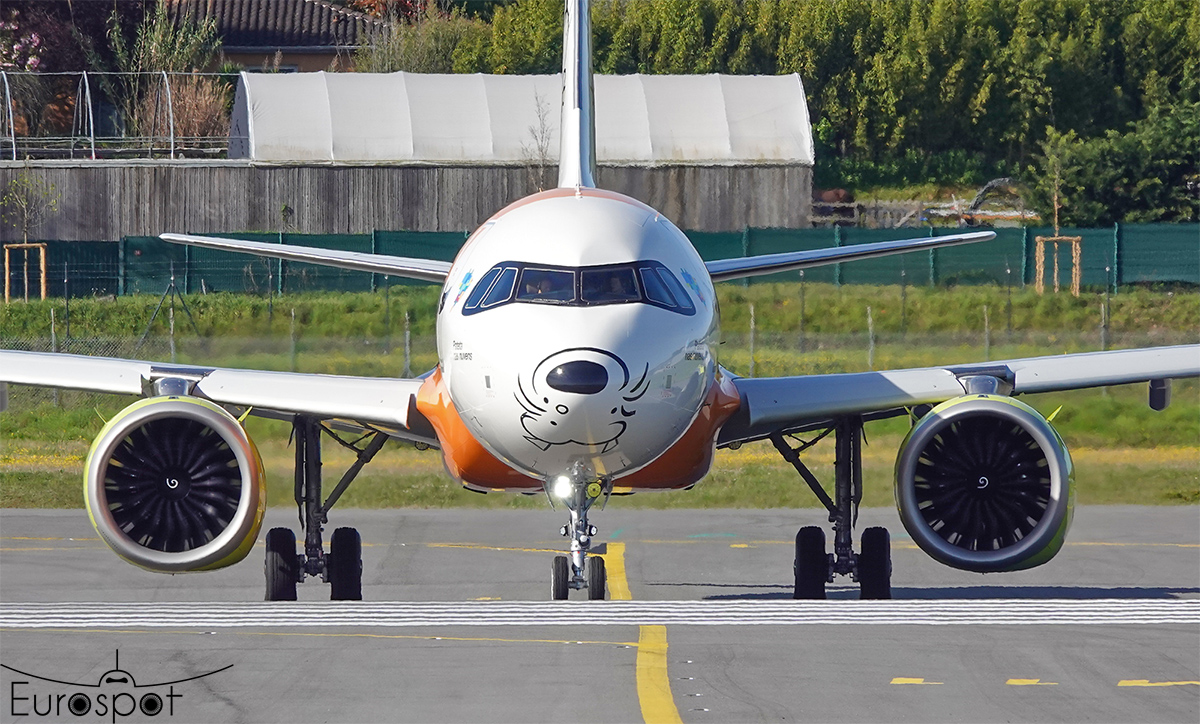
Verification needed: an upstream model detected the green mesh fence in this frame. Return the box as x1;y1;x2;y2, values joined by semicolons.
1119;223;1200;286
22;223;1198;298
3;240;122;299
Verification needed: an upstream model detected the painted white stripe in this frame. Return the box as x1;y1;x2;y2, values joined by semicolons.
1;600;1196;628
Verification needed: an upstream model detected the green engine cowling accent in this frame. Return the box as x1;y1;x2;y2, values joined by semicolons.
894;394;1075;573
84;395;266;573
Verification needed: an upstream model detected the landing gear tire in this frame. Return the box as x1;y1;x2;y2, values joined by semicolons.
588;556;607;600
793;526;829;600
552;555;570;600
857;526;892;600
265;527;298;602
328;527;363;601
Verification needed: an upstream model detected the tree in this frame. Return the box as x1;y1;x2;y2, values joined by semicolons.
1026;78;1200;226
1;171;60;244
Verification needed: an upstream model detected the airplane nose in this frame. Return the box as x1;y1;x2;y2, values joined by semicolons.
546;360;609;394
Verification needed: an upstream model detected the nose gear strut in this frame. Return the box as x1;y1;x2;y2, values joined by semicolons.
548;474;609;600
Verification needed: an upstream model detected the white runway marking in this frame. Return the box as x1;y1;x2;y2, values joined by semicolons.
1;600;1197;628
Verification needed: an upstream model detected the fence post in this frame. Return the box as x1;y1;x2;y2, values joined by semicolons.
403;310;412;378
1112;222;1123;294
741;227;751;288
927;227;937;287
866;306;875;370
983;305;990;361
290;309;298;372
1101;273;1111;352
371;230;379;293
833;226;843;287
118;237;127;296
50;307;59;406
748;303;756;378
1005;262;1013;335
279;232;287;296
1020;226;1029;288
63;262;70;338
183;243;191;295
798;270;806;353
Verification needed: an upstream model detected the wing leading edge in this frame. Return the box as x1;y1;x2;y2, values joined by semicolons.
160;233;452;283
0;349;437;444
720;345;1200;444
705;230;995;283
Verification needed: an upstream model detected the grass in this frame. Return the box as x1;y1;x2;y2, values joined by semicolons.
2;432;1195;510
2;283;1197;339
2;284;1196;509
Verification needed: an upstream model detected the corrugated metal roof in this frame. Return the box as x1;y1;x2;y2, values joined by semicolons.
168;0;385;50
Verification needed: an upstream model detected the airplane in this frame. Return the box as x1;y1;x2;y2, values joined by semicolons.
1;0;1196;602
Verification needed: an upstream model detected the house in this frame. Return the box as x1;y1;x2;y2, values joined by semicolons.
168;0;386;72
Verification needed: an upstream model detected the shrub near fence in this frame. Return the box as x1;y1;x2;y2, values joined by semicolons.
3;224;1196;299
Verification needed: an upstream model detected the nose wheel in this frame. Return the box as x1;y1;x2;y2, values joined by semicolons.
548;476;608;600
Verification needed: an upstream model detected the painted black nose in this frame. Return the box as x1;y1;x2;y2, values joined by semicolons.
546;361;608;394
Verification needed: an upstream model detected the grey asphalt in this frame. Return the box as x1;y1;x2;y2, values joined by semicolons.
1;506;1197;723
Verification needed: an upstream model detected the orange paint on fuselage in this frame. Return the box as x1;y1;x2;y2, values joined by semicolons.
416;367;742;493
616;373;741;490
416;369;543;491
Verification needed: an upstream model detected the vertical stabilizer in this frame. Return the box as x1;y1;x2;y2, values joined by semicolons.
557;0;597;188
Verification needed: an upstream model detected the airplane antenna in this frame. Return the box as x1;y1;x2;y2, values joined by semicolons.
557;0;597;189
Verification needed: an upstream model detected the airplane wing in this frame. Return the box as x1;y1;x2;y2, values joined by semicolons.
160;233;452;283
0;349;437;445
705;231;995;282
719;345;1200;443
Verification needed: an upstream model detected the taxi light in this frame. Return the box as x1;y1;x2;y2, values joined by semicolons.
552;476;573;500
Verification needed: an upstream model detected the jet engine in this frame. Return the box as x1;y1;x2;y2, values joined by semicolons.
894;394;1074;573
84;395;266;573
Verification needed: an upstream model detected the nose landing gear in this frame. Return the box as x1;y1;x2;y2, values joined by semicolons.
548;476;609;600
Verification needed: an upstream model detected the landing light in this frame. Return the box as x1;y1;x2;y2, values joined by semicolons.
552;475;573;500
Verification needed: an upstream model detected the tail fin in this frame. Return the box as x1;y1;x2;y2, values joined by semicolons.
557;0;597;189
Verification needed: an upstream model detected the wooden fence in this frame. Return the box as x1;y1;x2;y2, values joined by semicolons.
0;161;812;241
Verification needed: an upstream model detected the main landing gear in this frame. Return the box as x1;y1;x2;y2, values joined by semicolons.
264;415;386;601
548;476;608;601
770;415;892;600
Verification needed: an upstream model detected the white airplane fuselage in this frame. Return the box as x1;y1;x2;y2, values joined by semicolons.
421;187;740;493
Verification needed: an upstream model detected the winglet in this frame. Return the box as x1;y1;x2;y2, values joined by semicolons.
557;0;597;189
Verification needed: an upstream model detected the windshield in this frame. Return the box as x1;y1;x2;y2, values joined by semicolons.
462;261;696;317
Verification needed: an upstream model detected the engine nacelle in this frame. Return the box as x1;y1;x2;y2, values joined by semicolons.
84;395;266;573
894;394;1074;573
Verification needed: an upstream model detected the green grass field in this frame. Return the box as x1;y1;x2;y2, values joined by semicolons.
2;283;1196;509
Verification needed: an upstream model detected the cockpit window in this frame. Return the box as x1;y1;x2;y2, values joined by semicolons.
638;266;675;307
656;268;696;313
462;261;696;317
481;266;518;307
463;267;501;310
517;268;575;303
516;267;576;301
582;268;640;303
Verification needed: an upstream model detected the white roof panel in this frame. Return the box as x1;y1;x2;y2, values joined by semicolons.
229;71;812;165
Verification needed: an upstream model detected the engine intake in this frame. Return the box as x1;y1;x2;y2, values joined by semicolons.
894;394;1074;573
84;396;265;573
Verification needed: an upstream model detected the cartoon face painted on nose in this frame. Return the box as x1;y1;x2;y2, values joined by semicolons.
516;347;651;453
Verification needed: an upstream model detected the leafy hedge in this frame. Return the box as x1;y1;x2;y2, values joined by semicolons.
357;0;1199;224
